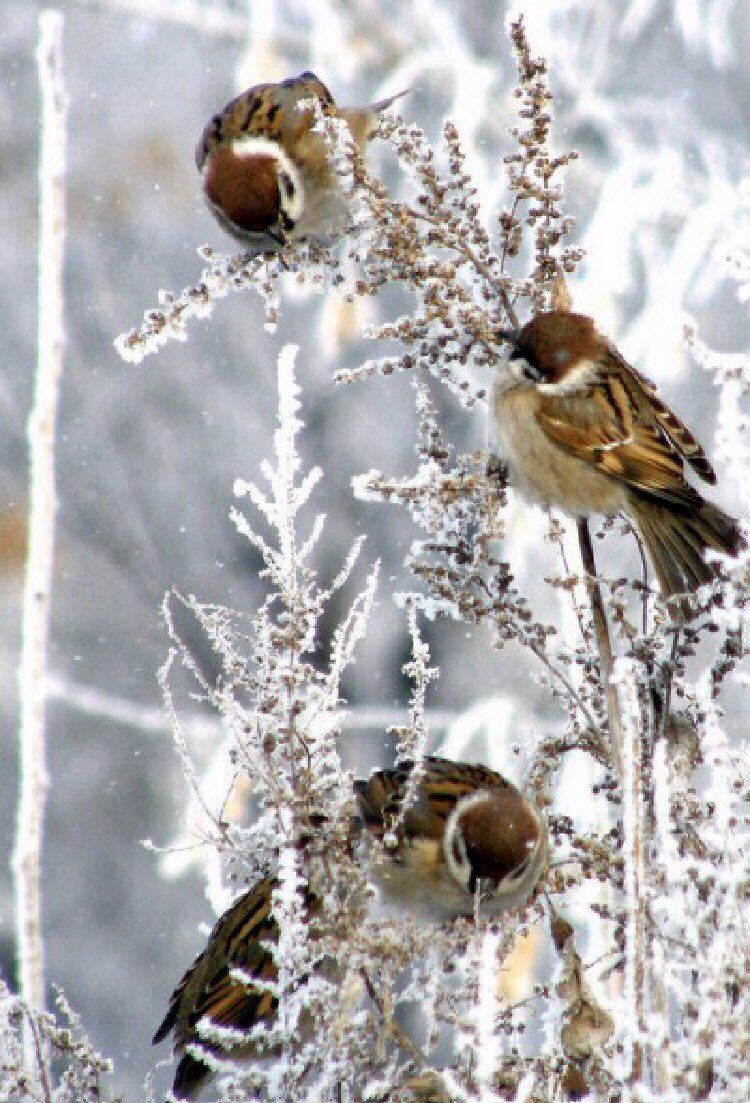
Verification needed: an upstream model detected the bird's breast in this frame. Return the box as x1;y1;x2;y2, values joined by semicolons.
491;378;627;516
365;839;468;921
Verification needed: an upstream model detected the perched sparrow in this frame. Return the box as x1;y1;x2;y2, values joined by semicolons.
354;756;548;921
196;70;406;251
492;310;743;604
154;758;545;1096
153;876;322;1099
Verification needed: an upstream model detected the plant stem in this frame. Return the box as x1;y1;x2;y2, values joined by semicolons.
13;7;66;1074
576;519;624;779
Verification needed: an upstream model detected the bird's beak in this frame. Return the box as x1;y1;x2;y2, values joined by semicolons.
496;328;520;349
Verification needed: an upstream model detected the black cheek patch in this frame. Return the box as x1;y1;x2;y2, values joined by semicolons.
510;344;544;382
279;172;296;200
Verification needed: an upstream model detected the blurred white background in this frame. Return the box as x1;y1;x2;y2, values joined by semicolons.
1;1;748;1096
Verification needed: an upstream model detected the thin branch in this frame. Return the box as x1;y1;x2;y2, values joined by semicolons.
13;9;66;1064
25;1005;53;1103
576;519;623;778
528;639;600;733
405;204;520;328
359;967;423;1065
659;629;681;743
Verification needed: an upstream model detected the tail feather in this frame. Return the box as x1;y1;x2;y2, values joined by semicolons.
342;89;410;145
367;87;411;115
172;1054;210;1101
631;503;686;597
628;493;742;602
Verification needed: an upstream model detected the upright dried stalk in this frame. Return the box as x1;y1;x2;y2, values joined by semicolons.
13;6;66;1054
577;519;624;777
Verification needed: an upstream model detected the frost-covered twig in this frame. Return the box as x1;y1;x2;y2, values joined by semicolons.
0;979;117;1103
157;346;386;1096
114;248;287;363
13;10;66;1062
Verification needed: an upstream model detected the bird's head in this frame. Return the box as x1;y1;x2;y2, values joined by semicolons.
443;786;547;907
199;135;305;245
498;310;603;395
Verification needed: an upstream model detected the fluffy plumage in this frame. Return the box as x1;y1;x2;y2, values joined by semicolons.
492;310;743;604
196;70;406;251
154;757;546;1097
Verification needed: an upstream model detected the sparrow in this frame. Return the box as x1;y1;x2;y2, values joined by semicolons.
491;310;743;604
354;756;548;921
154;758;546;1096
196;70;406;251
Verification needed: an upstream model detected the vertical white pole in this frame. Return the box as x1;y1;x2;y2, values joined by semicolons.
13;7;66;1071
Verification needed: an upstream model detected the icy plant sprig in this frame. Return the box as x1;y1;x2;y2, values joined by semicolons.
157;345;387;1098
354;376;602;747
335;17;581;401
162;344;381;855
501;18;583;313
0;979;118;1103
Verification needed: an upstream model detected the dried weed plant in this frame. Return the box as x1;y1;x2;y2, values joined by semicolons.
108;15;750;1103
0;978;120;1103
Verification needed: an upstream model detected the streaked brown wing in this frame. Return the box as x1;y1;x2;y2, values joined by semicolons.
186;956;277;1035
154;878;279;1047
196;72;334;170
624;360;716;483
279;71;335;108
195;82;275;169
355;757;508;846
535;363;702;505
354;764;412;839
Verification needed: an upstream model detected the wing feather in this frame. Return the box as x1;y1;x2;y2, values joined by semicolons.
354;757;508;848
624;360;716;483
535;358;708;505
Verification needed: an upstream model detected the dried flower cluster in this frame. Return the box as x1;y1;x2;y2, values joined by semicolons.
0;978;118;1103
156;346;539;1101
107;13;750;1103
